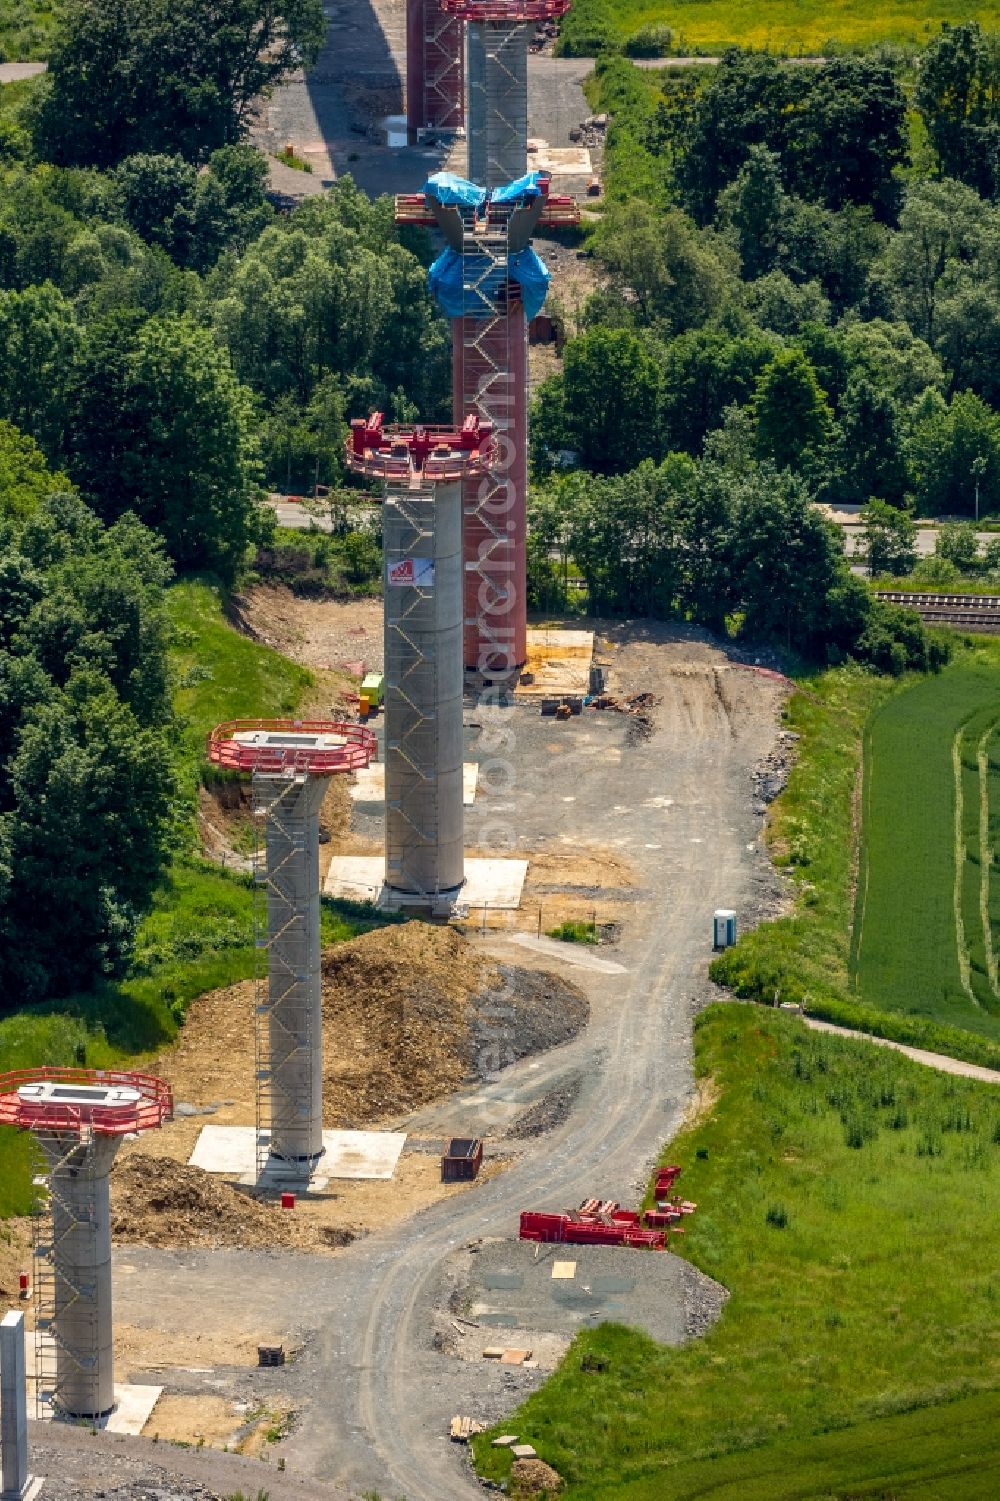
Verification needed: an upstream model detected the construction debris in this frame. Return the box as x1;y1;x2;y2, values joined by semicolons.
590;690;661;742
569;115;608;149
450;1415;485;1442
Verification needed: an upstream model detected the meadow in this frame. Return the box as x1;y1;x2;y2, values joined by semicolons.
852;646;1000;1040
601;0;1000;55
475;1005;1000;1496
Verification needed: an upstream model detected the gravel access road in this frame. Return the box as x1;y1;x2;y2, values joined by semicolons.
273;633;785;1497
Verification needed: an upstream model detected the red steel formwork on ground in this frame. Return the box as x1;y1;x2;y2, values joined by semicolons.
454;310;528;674
407;0;464;135
519;1209;667;1251
0;1067;173;1138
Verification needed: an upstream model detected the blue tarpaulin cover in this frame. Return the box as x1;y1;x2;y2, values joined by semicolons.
423;172;487;208
491;171;546;204
510;247;550;319
427;246;551;320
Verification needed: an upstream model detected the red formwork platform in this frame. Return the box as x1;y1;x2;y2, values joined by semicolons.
206;718;377;775
454;311;528;674
345;413;495;484
407;0;464;133
0;1067;173;1138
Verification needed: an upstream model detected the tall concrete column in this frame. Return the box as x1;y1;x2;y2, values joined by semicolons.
261;774;327;1165
1;1312;30;1499
384;480;465;897
38;1134;120;1419
467;21;530;188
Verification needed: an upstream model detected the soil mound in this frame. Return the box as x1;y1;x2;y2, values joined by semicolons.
321;924;588;1124
321;923;492;1123
111;1156;350;1252
512;1457;563;1495
150;923;588;1133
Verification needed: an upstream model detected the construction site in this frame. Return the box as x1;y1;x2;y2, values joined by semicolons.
0;7;791;1500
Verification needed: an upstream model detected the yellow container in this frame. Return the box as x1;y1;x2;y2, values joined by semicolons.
359;696;370;718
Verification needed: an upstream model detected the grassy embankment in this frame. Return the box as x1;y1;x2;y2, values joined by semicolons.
0;578;381;1216
712;649;1000;1068
475;1004;1000;1497
561;0;1000;57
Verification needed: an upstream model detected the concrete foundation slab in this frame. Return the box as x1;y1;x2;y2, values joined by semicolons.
351;761;479;806
518;629;595;697
526;139;593;178
324;856;528;910
503;932;628;974
107;1384;162;1435
189;1126;407;1181
35;1367;160;1436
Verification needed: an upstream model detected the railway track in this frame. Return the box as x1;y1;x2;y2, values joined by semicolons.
876;591;1000;633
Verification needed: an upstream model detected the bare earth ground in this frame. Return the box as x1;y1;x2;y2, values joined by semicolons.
232;587;384;674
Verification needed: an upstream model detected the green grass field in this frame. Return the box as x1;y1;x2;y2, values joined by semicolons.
603;0;1000;54
475;1006;1000;1497
852;645;1000;1042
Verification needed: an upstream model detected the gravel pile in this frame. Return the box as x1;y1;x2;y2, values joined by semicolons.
320;926;588;1124
503;1074;584;1140
679;1256;730;1339
470;968;588;1081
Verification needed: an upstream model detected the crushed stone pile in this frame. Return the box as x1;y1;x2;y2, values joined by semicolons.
111;1156;352;1252
321;923;588;1125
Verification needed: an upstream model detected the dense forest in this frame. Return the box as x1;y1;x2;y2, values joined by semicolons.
0;0;450;1002
530;32;1000;624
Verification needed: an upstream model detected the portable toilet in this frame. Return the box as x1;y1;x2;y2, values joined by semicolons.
713;909;737;950
361;672;384;710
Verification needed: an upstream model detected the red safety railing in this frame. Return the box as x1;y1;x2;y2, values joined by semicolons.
346;413;496;483
206;719;377;775
0;1067;173;1137
442;0;570;19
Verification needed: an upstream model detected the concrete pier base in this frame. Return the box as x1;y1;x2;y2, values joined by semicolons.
36;1136;121;1419
1;1312;36;1501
